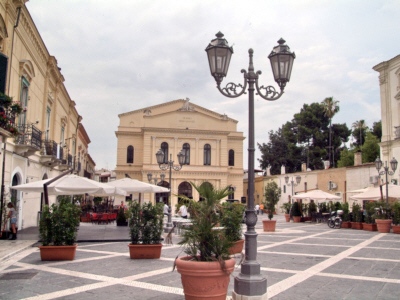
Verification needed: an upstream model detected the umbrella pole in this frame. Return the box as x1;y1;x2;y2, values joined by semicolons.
43;169;73;205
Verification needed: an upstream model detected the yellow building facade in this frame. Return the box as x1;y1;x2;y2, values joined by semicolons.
115;98;244;208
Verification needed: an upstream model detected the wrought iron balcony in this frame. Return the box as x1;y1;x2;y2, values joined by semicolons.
58;148;73;171
14;124;42;157
40;139;61;167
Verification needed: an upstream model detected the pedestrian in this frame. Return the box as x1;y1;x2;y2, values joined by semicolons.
259;203;264;215
179;204;188;219
255;204;260;215
7;202;17;240
164;203;169;216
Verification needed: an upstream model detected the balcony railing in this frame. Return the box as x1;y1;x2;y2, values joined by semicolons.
15;124;42;149
43;140;58;156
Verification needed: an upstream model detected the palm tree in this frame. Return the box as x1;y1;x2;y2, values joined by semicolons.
321;97;340;167
352;120;368;149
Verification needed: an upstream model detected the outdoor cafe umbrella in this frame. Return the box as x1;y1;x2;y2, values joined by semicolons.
107;178;170;193
292;189;341;202
350;184;400;201
11;174;127;197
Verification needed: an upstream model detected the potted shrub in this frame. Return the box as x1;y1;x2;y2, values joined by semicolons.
363;201;377;231
341;202;351;228
374;201;392;233
221;202;245;254
128;201;164;259
291;201;302;222
391;202;400;234
38;196;81;261
175;182;235;300
281;202;291;222
116;206;128;226
262;181;281;231
308;201;317;222
351;203;363;230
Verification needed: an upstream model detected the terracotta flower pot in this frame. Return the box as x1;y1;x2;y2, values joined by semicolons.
362;223;377;231
262;220;276;232
229;239;244;255
39;244;77;261
284;214;290;222
293;216;301;223
376;219;392;233
176;256;235;300
392;225;400;234
128;244;162;259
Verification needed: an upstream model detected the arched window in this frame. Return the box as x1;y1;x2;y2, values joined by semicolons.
228;149;235;166
178;181;192;201
161;142;169;164
204;144;211;165
127;145;134;163
183;143;190;165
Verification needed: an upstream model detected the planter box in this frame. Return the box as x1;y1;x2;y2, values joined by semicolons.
341;221;351;229
351;222;363;230
362;223;377;231
262;220;276;232
39;244;77;261
128;244;162;259
376;219;392;233
392;225;400;234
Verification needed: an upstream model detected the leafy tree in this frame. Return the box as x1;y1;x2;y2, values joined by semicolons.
337;148;354;167
371;121;382;141
321;97;340;167
263;181;281;220
352;120;368;148
361;132;380;163
258;101;351;172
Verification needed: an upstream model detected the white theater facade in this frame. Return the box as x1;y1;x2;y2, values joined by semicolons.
114;98;244;208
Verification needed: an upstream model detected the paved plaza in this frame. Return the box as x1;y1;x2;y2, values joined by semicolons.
1;214;400;300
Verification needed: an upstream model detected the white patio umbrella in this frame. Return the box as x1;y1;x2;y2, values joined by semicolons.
11;174;126;196
107;178;169;193
350;184;400;201
292;189;341;201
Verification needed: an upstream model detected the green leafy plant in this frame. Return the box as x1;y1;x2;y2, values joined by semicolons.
281;202;291;214
341;202;350;222
39;196;81;246
0;92;23;136
351;202;362;223
128;201;164;244
373;201;392;220
264;181;281;220
291;201;302;217
221;202;245;242
178;182;233;262
364;201;377;224
309;201;317;215
391;202;400;225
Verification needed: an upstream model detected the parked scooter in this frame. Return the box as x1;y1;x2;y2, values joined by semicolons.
327;210;343;229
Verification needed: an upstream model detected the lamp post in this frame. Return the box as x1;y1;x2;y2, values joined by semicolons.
285;174;301;203
156;149;185;232
206;32;295;299
375;156;398;204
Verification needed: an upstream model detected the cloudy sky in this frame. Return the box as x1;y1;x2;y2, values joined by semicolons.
26;0;400;170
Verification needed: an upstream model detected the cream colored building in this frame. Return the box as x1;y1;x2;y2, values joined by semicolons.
373;55;400;184
115;98;244;208
0;1;94;229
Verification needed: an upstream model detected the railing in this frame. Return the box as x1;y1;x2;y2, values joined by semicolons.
14;124;42;149
43;139;58;156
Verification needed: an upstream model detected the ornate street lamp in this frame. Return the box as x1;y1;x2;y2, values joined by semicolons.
285;174;302;203
375;156;398;204
156;149;185;232
206;32;295;299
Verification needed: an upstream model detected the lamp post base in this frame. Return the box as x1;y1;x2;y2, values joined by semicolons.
164;222;174;233
233;275;267;300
